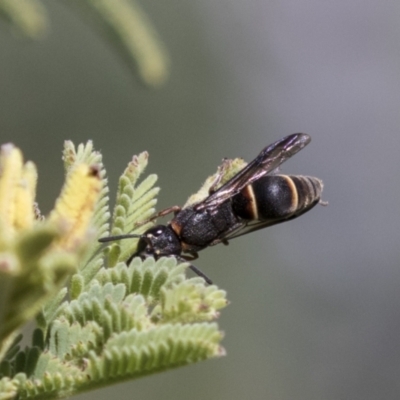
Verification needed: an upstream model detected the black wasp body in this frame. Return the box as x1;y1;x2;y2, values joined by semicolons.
100;133;323;284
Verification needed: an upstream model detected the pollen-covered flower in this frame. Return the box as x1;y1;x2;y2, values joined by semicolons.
0;144;36;243
49;163;102;251
0;143;102;358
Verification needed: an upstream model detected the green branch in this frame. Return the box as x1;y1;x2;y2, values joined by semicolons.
0;0;169;86
0;141;227;400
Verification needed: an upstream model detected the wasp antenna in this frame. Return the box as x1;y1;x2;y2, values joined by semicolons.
98;233;143;243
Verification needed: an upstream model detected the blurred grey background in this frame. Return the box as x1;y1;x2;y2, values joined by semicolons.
1;0;400;399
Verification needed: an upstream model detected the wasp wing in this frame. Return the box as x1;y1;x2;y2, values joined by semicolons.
209;220;280;244
195;133;311;211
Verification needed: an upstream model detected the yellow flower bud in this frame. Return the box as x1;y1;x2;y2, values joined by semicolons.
49;164;101;251
0;145;40;236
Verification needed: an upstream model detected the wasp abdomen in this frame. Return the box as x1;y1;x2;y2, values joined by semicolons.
290;175;323;211
232;175;322;221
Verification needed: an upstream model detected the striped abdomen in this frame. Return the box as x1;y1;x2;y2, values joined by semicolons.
232;174;323;222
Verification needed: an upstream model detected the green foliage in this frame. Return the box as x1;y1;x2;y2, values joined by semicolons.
0;0;47;38
105;151;160;267
0;142;228;400
0;0;169;86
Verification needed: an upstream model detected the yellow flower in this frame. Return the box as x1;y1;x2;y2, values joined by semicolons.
49;163;102;251
0;143;102;251
0;143;102;357
0;144;36;241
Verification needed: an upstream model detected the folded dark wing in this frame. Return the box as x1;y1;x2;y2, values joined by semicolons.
195;133;311;212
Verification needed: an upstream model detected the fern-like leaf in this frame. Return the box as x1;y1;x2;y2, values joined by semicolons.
95;257;187;303
0;141;228;400
106;152;160;266
0;0;47;38
85;322;223;384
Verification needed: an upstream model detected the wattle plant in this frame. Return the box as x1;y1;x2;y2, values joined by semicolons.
0;141;227;400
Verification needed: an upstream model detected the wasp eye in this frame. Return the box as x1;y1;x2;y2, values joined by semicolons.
147;226;165;238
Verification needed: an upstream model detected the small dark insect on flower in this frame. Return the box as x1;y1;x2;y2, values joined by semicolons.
100;133;324;284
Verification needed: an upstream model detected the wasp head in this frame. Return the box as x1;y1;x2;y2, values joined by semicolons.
135;225;182;258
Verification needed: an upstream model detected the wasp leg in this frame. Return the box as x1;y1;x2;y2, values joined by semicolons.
209;158;231;194
135;205;182;227
210;238;229;246
209;171;224;194
188;264;213;285
180;253;199;261
126;253;134;266
126;252;145;266
176;254;213;285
